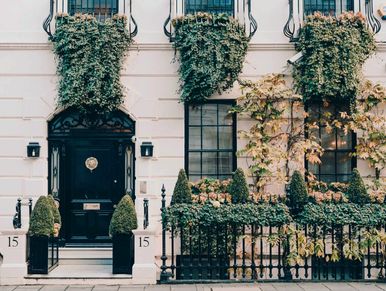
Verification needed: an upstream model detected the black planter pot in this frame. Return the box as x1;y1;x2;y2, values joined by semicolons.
112;233;134;274
28;236;59;274
176;255;229;280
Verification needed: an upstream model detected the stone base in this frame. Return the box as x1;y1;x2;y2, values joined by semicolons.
132;263;157;284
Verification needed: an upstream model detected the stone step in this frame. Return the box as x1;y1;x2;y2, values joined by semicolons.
24;264;133;285
59;247;112;259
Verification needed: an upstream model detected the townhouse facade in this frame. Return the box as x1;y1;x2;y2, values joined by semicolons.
0;0;385;284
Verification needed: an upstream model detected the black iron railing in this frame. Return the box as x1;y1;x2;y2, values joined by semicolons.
163;0;257;41
160;189;386;282
143;198;149;230
43;0;138;37
13;198;33;229
284;0;381;41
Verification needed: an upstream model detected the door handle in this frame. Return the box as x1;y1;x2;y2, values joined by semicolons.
113;180;117;184
113;204;117;209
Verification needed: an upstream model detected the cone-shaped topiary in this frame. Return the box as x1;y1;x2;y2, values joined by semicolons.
109;195;138;236
29;196;54;237
287;171;308;210
228;168;249;204
172;169;192;204
347;169;370;205
47;195;61;225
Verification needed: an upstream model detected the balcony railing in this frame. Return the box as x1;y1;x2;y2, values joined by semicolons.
283;0;381;41
43;0;138;37
163;0;257;41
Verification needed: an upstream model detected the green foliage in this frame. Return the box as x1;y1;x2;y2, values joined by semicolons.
228;168;249;203
287;171;308;209
164;203;292;229
29;196;54;237
347;169;370;204
297;202;386;227
47;195;61;225
172;169;192;204
109;195;138;236
294;12;376;106
173;13;249;104
52;14;132;114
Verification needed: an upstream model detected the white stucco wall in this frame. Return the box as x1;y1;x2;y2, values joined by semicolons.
0;0;385;238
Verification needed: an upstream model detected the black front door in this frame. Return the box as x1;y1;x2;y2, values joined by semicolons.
64;139;125;244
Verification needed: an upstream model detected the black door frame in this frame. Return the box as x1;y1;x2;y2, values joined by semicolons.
47;109;136;246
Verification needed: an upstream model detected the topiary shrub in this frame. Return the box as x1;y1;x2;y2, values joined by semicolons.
172;169;192;204
47;195;61;225
347;169;370;205
109;195;138;236
287;171;308;210
228;168;249;204
29;196;54;237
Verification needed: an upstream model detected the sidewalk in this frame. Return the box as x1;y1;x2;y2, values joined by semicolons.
1;283;386;291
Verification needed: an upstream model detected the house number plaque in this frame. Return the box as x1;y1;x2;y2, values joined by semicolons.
83;203;100;210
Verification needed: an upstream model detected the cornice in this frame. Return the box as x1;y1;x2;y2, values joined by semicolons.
2;41;386;52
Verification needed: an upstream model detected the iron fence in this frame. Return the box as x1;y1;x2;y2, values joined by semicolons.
163;0;257;41
160;189;386;282
283;0;381;40
43;0;137;37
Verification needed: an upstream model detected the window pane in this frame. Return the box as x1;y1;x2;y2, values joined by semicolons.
320;152;335;175
308;162;319;175
337;129;352;149
321;128;336;150
303;0;354;16
189;127;201;149
189;175;201;182
218;152;233;175
189;107;201;125
218;104;233;125
189;153;201;175
202;152;217;175
185;0;234;14
219;127;233;149
319;175;336;183
203;127;217;149
202;104;217;125
337;153;351;174
337;175;350;183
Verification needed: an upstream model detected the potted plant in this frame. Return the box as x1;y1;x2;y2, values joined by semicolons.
28;196;57;274
47;195;61;237
109;194;138;274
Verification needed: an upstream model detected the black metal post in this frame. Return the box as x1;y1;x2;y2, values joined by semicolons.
160;185;169;282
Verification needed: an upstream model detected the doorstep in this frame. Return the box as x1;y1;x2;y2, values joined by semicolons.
24;264;133;285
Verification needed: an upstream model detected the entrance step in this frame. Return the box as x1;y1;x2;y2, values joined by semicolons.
24;264;132;285
59;247;112;265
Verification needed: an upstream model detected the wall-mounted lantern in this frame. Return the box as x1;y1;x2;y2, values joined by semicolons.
140;142;153;157
27;142;41;158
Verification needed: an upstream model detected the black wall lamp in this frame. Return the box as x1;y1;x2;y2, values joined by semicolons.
27;142;41;158
140;142;153;157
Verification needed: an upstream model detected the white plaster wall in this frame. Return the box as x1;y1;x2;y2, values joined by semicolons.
0;0;385;246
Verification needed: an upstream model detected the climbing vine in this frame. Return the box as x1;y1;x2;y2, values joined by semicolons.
293;12;376;106
52;14;132;114
173;13;249;104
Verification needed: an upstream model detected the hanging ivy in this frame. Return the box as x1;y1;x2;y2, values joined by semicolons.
173;13;249;104
293;12;376;106
52;14;132;114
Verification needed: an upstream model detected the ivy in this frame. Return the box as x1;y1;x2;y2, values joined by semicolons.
173;13;249;104
293;12;376;106
52;14;132;114
296;203;386;227
164;202;292;229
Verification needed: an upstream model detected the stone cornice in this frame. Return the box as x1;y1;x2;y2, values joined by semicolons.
2;41;386;52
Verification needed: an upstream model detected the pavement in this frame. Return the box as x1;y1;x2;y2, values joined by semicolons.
2;283;386;291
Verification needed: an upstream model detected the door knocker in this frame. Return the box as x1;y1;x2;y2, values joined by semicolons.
85;157;98;172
